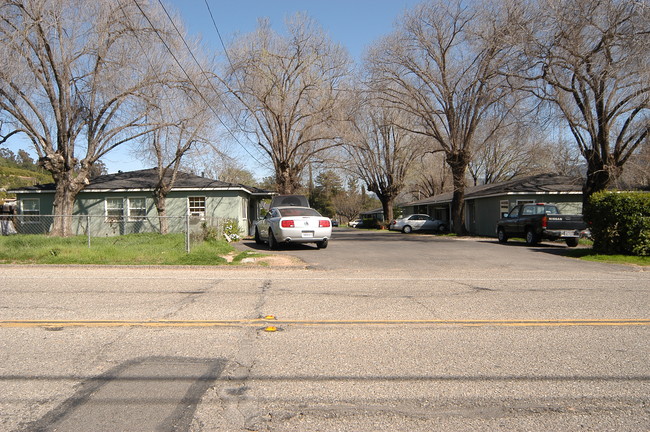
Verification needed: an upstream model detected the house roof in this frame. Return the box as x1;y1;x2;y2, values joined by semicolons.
11;168;273;196
405;173;583;207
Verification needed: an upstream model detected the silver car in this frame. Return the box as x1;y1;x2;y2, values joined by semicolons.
255;206;332;249
389;214;446;233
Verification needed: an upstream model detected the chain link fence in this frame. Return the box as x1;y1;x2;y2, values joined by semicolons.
0;214;240;252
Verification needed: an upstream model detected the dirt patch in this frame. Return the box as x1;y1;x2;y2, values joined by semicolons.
220;252;305;267
254;254;305;267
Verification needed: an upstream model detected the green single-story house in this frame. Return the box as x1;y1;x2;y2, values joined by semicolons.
10;168;273;236
400;173;585;237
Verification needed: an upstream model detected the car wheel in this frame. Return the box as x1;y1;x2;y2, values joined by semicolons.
402;225;412;234
316;239;328;249
438;224;446;233
268;229;279;250
497;228;508;243
254;228;263;245
565;237;579;247
525;228;539;246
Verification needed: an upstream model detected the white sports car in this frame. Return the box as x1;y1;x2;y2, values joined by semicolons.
255;206;332;249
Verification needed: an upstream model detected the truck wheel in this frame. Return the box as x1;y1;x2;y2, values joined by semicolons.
497;228;508;243
565;237;579;247
525;229;539;246
402;225;412;234
254;228;263;245
268;229;279;250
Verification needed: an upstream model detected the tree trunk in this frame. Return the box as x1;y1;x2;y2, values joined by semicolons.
50;177;85;237
275;164;301;194
154;190;169;234
581;150;622;211
380;197;394;226
447;151;470;236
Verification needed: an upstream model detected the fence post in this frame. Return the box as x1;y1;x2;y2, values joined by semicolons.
87;215;91;248
185;214;190;253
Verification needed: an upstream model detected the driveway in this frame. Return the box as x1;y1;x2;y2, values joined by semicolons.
238;227;627;274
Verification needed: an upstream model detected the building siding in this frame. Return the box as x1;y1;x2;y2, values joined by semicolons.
14;189;255;236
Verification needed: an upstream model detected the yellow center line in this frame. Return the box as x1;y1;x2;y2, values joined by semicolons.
0;319;649;328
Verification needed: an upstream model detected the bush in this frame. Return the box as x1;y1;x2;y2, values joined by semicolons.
200;222;220;243
222;218;241;242
585;192;650;256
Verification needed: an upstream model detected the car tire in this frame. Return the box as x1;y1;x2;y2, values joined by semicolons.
497;227;508;243
254;228;263;245
268;229;279;250
525;228;539;246
565;237;579;247
317;239;328;249
438;225;446;233
402;225;412;234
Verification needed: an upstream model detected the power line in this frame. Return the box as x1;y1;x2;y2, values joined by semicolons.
203;0;236;73
132;0;263;166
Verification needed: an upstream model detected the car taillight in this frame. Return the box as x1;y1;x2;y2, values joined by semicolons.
542;215;548;228
391;220;396;225
319;220;331;228
281;220;295;228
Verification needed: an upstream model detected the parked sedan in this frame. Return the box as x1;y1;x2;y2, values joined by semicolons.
389;214;446;233
349;219;363;228
254;206;332;249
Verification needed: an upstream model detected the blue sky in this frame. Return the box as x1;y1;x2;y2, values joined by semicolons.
160;0;424;179
5;0;423;175
167;0;421;61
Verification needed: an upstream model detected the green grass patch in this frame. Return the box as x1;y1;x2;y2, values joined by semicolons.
563;248;649;266
0;233;236;265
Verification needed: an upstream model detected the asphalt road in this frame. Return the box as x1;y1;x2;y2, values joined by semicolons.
1;230;648;431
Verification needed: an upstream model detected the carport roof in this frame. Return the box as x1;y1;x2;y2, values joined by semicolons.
405;173;583;207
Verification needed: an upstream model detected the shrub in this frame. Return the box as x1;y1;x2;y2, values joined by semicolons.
200;222;220;243
585;191;650;256
222;218;241;242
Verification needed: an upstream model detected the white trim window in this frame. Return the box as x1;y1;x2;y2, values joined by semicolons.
188;196;206;218
21;198;40;223
105;198;124;222
127;197;146;221
242;198;248;221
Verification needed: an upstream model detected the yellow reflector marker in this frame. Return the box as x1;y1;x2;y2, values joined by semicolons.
264;326;278;332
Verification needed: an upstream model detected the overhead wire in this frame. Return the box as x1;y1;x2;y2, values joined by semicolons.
131;0;263;165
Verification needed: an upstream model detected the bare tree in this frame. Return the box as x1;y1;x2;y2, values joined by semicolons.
135;49;217;234
346;102;424;224
147;112;213;234
0;0;184;235
619;136;649;188
406;152;451;199
219;14;353;194
521;0;650;207
468;118;550;185
366;0;523;234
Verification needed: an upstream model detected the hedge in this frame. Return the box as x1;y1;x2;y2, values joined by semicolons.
585;191;650;256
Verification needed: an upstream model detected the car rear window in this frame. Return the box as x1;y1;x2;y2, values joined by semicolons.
278;208;322;217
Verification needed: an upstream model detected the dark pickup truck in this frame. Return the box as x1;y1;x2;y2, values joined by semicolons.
496;203;587;247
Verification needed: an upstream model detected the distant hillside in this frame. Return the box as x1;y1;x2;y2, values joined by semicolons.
0;166;53;201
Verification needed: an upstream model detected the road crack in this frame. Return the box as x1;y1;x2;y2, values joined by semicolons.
217;279;272;431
